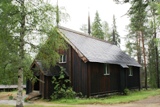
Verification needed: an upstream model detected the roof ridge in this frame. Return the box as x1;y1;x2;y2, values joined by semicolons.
58;26;113;44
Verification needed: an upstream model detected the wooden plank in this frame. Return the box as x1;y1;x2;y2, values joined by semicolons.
87;63;91;97
0;85;26;89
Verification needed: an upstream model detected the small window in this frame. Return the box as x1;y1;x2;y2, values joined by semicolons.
104;64;110;75
129;67;133;76
59;55;67;63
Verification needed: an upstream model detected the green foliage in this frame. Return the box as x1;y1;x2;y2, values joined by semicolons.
36;27;67;69
126;0;149;89
24;97;30;102
148;38;158;88
0;0;20;85
112;15;120;47
0;0;68;83
126;0;160;88
125;0;148;65
125;27;138;58
0;1;68;106
147;1;160;88
91;11;104;40
0;54;32;85
102;21;112;41
8;94;13;100
123;88;130;95
51;67;77;100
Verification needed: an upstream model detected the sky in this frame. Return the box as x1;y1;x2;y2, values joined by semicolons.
50;0;131;50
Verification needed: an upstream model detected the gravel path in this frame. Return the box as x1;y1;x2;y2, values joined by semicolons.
0;100;31;105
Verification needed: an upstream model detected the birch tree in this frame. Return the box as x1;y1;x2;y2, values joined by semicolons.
0;0;67;107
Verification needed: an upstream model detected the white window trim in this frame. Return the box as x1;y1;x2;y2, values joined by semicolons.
104;64;110;75
129;66;133;76
59;55;67;63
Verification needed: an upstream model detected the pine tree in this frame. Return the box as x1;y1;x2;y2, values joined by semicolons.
127;0;148;89
112;15;120;47
115;0;160;88
91;11;104;40
148;36;157;88
102;21;112;41
147;1;160;88
125;24;139;58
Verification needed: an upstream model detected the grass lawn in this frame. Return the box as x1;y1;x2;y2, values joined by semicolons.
52;89;160;104
0;89;160;107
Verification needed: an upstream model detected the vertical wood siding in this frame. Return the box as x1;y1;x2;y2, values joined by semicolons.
90;63;121;95
110;65;120;91
43;76;54;99
71;47;88;95
40;72;44;98
127;67;140;89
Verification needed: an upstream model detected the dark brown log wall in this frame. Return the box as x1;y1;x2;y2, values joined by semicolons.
39;72;44;97
71;47;88;96
127;67;140;89
42;76;48;99
110;65;121;91
42;76;54;99
90;63;121;95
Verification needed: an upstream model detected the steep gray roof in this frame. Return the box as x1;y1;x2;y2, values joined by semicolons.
58;26;141;68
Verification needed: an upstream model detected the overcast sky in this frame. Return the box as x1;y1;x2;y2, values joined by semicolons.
50;0;131;50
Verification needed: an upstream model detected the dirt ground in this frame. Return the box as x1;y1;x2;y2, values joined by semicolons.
100;95;160;107
0;94;160;107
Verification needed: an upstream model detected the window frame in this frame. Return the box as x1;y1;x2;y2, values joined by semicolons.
104;64;110;75
59;54;67;63
129;66;133;76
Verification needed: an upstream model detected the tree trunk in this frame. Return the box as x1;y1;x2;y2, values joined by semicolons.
155;45;159;88
112;29;117;45
140;31;147;89
153;9;159;88
16;68;23;107
154;32;159;88
136;31;141;64
16;0;25;106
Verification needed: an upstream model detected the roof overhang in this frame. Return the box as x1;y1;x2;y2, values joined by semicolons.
120;64;129;68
